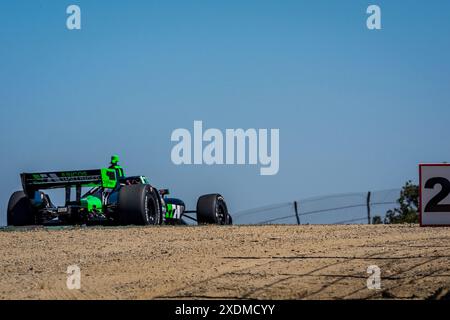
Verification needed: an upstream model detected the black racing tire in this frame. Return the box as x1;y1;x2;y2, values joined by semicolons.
7;191;35;226
196;194;232;225
118;184;161;226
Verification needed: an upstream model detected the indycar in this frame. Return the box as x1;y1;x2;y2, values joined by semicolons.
7;157;232;226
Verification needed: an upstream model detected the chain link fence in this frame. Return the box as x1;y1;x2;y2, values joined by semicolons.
232;189;400;225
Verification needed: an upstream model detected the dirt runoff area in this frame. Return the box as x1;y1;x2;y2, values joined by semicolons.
0;224;449;300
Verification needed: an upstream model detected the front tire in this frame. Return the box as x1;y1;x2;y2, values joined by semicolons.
118;184;161;225
196;194;232;225
7;191;35;226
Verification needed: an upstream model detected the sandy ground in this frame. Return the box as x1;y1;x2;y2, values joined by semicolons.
0;224;449;300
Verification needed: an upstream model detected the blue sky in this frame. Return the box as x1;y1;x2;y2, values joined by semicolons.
1;0;449;225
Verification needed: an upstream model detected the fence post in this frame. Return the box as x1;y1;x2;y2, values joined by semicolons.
294;201;300;225
366;191;371;224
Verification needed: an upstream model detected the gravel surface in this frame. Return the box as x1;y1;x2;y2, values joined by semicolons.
0;224;449;300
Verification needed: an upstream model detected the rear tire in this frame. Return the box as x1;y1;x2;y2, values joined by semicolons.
7;191;35;226
196;194;232;225
118;184;161;225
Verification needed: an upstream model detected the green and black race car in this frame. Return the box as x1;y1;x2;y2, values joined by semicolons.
7;156;232;226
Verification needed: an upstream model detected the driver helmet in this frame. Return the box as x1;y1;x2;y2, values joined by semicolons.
111;155;120;165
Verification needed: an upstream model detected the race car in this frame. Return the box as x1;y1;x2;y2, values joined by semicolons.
7;156;232;226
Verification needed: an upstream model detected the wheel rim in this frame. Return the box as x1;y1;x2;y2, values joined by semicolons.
216;203;226;224
145;194;157;224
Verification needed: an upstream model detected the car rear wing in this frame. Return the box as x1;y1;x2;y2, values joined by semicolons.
21;168;118;196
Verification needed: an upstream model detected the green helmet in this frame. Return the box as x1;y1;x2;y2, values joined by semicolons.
111;155;120;165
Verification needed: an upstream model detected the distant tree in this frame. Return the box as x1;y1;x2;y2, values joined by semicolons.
384;180;419;224
372;215;382;224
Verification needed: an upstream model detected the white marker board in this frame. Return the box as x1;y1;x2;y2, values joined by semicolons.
420;164;450;226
